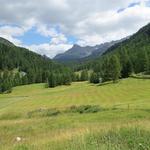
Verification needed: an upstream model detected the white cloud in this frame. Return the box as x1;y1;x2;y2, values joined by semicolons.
37;25;58;37
75;2;150;45
27;43;72;58
0;25;26;44
0;0;150;57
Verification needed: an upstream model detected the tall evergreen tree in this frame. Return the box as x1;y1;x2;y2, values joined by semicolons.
22;75;28;85
47;72;56;88
62;73;72;85
109;55;121;82
143;50;150;73
101;56;111;82
90;72;99;84
120;49;133;78
80;70;88;81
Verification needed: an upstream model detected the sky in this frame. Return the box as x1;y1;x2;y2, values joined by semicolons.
0;0;150;58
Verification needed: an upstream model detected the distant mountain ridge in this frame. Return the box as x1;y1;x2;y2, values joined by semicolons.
54;37;128;62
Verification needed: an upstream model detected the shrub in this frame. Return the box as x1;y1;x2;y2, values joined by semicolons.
27;108;60;118
44;109;60;117
68;105;101;114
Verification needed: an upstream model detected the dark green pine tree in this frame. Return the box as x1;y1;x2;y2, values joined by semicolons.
14;73;22;86
62;73;72;85
101;56;111;82
55;73;63;86
90;72;99;84
120;50;133;78
48;72;56;88
0;72;2;93
80;70;88;81
1;70;13;93
27;69;36;84
22;75;28;85
143;50;150;74
42;71;49;82
109;55;121;82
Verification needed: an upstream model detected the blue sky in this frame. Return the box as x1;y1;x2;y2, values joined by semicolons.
19;27;50;45
0;0;150;58
19;27;77;45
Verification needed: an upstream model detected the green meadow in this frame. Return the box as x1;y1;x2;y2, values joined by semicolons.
0;78;150;150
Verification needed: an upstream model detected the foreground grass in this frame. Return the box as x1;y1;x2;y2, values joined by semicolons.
0;78;150;150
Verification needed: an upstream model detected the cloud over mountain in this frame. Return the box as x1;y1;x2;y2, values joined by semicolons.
0;0;150;57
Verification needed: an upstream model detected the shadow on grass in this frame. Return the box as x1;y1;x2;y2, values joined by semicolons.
97;80;120;86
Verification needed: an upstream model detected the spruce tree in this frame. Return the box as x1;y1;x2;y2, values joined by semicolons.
80;70;88;81
22;75;28;85
48;72;56;88
101;56;111;82
109;55;121;82
120;50;133;78
143;50;150;74
90;72;99;84
63;73;71;85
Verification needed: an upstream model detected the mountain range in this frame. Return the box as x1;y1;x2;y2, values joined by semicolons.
54;37;128;62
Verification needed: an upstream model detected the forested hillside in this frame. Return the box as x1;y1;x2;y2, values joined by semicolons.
0;39;73;93
76;23;150;83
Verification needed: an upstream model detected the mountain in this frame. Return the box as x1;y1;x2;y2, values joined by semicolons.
54;38;127;62
54;44;96;61
88;37;129;59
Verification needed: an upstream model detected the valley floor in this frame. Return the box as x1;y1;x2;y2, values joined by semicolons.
0;78;150;150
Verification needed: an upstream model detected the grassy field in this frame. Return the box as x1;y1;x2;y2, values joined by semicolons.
0;78;150;150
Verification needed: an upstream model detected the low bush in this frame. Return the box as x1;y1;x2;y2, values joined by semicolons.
68;105;101;114
27;105;102;118
27;108;60;118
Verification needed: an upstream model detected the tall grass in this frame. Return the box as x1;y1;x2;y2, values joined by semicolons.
12;127;150;150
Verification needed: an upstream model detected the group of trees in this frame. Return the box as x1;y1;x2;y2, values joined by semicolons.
89;55;121;84
47;72;72;88
0;69;75;93
0;70;28;93
72;70;89;82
